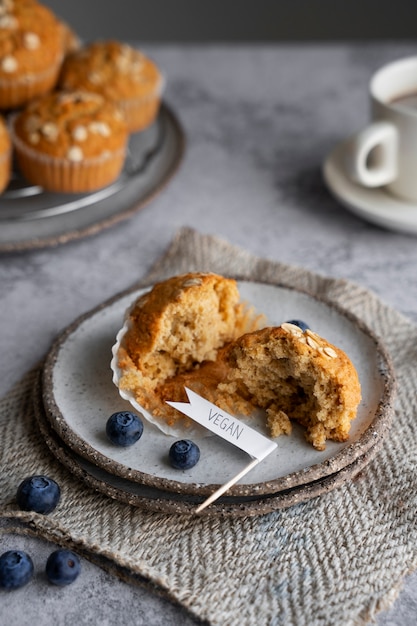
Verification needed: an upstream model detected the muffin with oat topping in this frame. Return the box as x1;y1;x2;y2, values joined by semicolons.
0;0;65;110
11;90;129;192
59;40;164;133
0;113;11;193
113;272;264;434
209;324;362;451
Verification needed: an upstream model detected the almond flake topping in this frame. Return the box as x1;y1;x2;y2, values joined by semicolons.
72;125;87;142
41;122;59;141
281;322;303;336
1;55;17;73
306;335;319;350
113;109;124;122
0;0;14;11
67;146;83;162
323;346;337;358
23;32;40;50
0;14;17;28
89;121;110;137
132;60;144;73
88;71;103;85
116;56;130;73
24;115;41;133
136;295;149;308
28;132;40;145
133;73;148;83
57;93;74;105
183;278;203;287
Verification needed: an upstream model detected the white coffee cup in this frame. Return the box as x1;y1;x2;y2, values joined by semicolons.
346;56;417;202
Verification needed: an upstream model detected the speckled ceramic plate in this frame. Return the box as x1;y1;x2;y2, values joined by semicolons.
41;279;396;502
0;103;184;253
33;374;383;516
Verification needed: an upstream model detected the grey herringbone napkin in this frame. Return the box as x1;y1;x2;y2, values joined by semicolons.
1;227;416;626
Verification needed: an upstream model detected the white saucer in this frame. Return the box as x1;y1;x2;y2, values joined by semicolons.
323;140;417;235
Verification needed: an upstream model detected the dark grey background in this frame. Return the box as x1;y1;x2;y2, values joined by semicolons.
45;0;417;42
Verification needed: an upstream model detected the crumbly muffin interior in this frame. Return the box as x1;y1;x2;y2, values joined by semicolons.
214;325;361;450
117;273;264;418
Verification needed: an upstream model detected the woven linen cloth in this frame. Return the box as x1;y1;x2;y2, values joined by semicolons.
1;227;416;626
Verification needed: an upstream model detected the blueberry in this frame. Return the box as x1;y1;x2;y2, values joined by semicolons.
45;549;81;586
169;439;200;470
106;411;144;446
16;475;61;514
285;319;310;332
0;550;34;590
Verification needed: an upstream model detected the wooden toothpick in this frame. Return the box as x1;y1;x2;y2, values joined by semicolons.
195;457;260;513
166;388;277;514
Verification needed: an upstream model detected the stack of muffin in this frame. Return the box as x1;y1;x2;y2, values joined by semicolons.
0;0;164;194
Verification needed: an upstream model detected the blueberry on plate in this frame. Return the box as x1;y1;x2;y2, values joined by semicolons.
45;549;81;586
16;475;61;514
0;550;34;590
169;439;200;470
285;319;310;332
106;411;144;446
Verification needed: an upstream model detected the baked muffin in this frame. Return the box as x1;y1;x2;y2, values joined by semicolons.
0;113;11;193
114;272;264;424
0;0;64;110
11;90;129;192
214;323;361;450
59;40;164;133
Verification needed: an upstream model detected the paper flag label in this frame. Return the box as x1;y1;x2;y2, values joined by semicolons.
166;387;277;461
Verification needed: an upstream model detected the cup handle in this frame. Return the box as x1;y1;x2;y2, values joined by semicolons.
346;121;398;187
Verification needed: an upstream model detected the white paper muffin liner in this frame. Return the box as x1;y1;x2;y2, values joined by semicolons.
9;114;127;193
116;74;166;133
110;299;210;439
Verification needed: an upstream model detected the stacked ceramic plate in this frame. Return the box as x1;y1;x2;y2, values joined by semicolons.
34;280;396;517
0;104;185;253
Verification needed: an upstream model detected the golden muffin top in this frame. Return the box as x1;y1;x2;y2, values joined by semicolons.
59;40;163;102
12;90;128;160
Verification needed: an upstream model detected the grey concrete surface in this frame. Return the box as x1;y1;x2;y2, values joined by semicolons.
1;43;417;625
